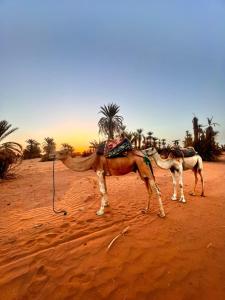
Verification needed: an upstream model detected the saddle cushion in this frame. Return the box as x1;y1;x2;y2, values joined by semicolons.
169;147;197;158
104;138;132;158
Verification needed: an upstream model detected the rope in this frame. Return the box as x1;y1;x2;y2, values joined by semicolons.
52;158;67;215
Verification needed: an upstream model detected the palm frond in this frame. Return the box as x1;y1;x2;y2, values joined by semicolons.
0;120;18;142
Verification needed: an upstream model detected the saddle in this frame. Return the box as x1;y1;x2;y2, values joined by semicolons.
169;147;197;158
105;138;133;158
96;138;132;158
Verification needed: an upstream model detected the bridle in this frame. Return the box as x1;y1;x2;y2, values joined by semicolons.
145;148;157;157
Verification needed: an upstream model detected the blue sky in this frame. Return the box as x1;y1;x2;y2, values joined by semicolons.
1;0;225;150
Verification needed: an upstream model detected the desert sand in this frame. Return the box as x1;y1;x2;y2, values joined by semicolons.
0;154;225;300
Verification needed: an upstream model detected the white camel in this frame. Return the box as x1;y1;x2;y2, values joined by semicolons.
144;147;205;203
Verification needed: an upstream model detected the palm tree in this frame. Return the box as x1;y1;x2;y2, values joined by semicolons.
136;128;143;149
41;137;56;161
184;131;193;147
172;139;180;147
192;116;199;144
89;140;99;153
23;139;41;159
152;137;158;148
0;120;22;178
98;103;124;139
158;139;161;150
61;143;74;155
191;115;221;161
205;117;219;144
161;138;166;148
123;131;133;141
131;132;138;148
146;131;153;147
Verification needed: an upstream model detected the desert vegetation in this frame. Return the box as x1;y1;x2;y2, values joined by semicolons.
0;120;22;179
23;139;41;159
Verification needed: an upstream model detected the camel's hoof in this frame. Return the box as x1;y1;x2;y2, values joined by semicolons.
189;192;196;196
141;208;149;214
179;198;186;203
201;194;206;197
104;203;109;207
158;212;166;218
171;196;177;201
96;210;104;216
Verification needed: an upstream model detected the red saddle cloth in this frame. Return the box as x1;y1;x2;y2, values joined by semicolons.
105;138;122;152
104;138;132;158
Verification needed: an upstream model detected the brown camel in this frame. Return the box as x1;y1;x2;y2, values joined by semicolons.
55;149;165;217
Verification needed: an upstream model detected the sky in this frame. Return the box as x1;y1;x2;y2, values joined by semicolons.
1;0;225;151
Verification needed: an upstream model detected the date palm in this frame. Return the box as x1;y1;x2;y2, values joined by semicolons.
123;131;133;141
161;138;166;148
146;131;153;147
23;139;41;159
89;140;101;152
61;143;74;155
0;120;22;178
172;139;180;147
131;132;138;149
41;137;56;161
152;137;158;148
98;103;123;139
136;128;143;149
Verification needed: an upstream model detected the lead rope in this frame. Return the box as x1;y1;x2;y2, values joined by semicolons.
52;158;67;215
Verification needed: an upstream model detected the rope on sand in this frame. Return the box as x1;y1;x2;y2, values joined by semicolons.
107;226;130;251
52;158;67;216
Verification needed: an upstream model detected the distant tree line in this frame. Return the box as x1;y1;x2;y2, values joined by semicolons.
23;138;75;161
93;103;223;161
0;106;223;179
0;120;76;178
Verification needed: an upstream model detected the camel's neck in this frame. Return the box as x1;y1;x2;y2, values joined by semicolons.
61;156;74;170
59;153;96;172
152;152;173;169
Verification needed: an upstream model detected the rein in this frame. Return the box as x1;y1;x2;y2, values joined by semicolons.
134;151;155;179
52;158;67;215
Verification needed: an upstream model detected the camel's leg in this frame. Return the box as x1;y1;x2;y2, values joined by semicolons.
190;169;198;196
178;170;186;203
96;170;108;216
143;178;152;212
103;175;109;206
149;179;165;218
170;171;177;201
199;170;205;197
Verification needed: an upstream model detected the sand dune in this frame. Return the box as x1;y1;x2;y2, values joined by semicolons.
0;156;225;300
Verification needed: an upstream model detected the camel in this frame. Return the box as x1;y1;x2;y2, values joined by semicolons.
54;149;166;217
144;147;205;203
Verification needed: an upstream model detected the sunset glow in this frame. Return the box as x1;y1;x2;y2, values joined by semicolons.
1;0;225;148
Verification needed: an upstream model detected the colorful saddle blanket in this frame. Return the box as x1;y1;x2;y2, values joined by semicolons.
169;147;197;158
97;138;132;158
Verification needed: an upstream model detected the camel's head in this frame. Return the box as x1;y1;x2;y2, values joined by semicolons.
144;147;157;156
53;149;71;161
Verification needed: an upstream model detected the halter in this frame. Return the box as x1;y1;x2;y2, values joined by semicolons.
146;148;157;156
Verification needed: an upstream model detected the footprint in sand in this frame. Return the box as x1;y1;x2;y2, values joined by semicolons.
60;223;70;229
46;233;57;238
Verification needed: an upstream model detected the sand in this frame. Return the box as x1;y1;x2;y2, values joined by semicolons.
0;154;225;300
